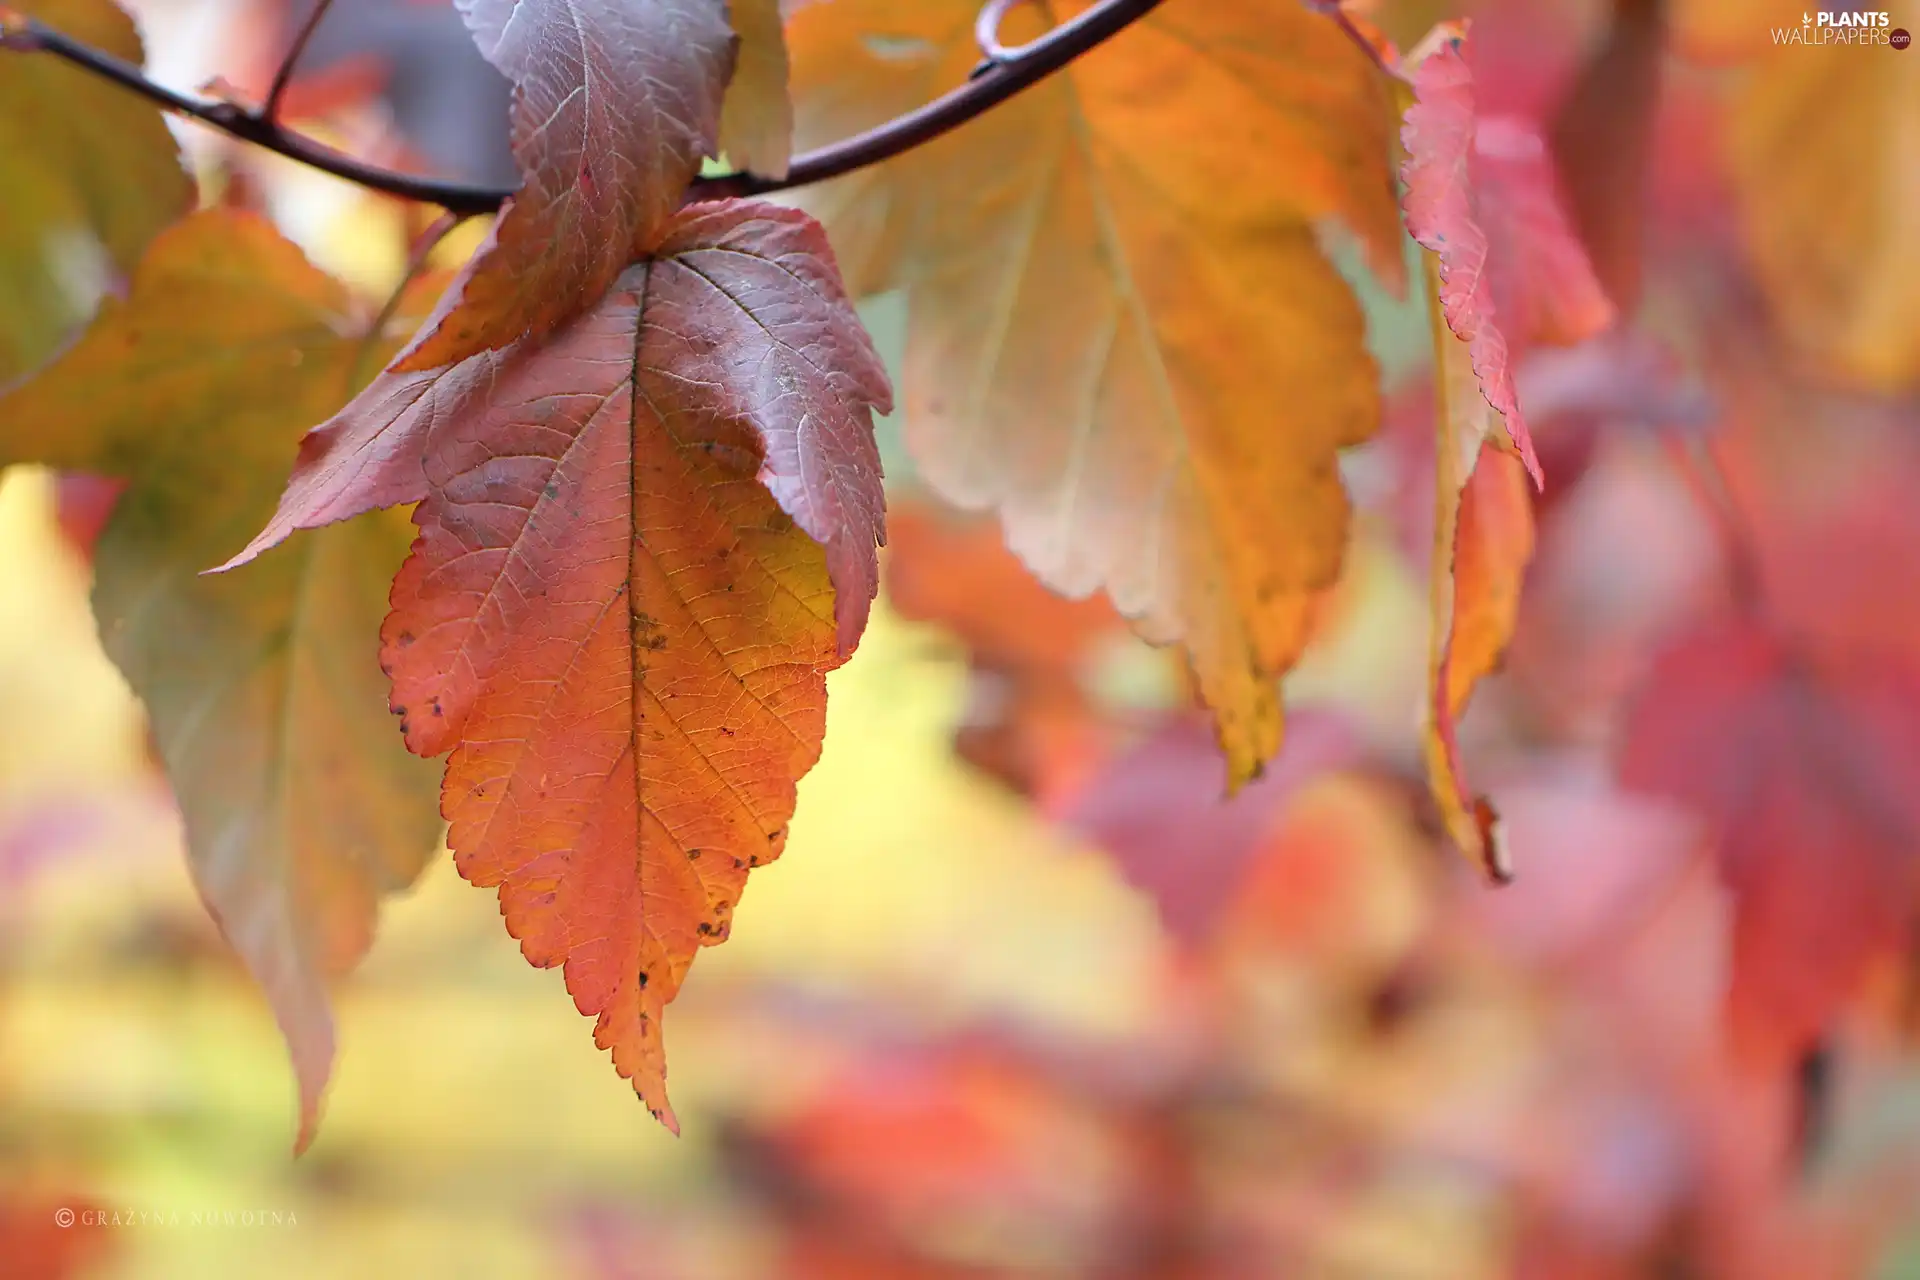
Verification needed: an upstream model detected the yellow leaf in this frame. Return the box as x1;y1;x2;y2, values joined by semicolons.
787;0;1403;787
1729;42;1920;391
0;0;192;379
719;0;793;178
0;210;444;1152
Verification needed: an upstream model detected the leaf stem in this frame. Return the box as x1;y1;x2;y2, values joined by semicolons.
263;0;338;122
1302;0;1407;81
0;0;1165;215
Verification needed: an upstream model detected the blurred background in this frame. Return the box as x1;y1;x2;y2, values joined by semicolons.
3;0;1919;1276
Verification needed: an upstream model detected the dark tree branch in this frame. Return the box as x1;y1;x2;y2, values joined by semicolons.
0;0;1164;215
263;0;339;122
0;8;505;212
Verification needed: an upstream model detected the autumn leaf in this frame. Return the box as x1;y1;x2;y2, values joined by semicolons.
1619;619;1920;1064
0;0;192;381
1066;710;1362;945
786;0;1403;789
1398;23;1613;878
1401;25;1542;480
1421;439;1532;882
396;0;737;370
1546;0;1664;313
0;210;445;1153
1475;117;1618;352
886;501;1124;803
0;1192;113;1280
1727;37;1920;392
232;201;889;1127
718;0;791;179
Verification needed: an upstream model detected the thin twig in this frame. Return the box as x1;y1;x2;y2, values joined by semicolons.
354;211;467;379
1;10;503;213
263;0;338;122
697;0;1164;199
1302;0;1406;80
1;0;1165;214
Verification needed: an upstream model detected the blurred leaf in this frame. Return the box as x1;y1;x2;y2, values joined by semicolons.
886;500;1125;803
1620;619;1920;1065
1067;711;1364;946
1728;36;1920;391
1546;0;1665;313
0;209;444;1153
0;0;192;381
0;1192;113;1280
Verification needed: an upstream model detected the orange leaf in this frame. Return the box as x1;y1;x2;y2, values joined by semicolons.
787;0;1403;789
396;0;736;370
1424;430;1533;883
887;502;1124;802
238;201;889;1125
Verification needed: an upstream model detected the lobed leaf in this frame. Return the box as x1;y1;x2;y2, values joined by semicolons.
239;201;889;1125
397;0;737;370
0;0;192;381
786;0;1404;789
0;211;444;1152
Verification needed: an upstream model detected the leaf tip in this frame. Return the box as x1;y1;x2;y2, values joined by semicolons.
646;1099;682;1137
1475;795;1515;884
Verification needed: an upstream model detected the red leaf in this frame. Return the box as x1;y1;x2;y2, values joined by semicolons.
240;201;889;1125
1402;26;1553;480
50;472;127;561
396;0;737;369
1066;711;1363;944
1545;0;1665;312
0;1194;113;1280
1472;115;1616;351
1619;620;1920;1062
